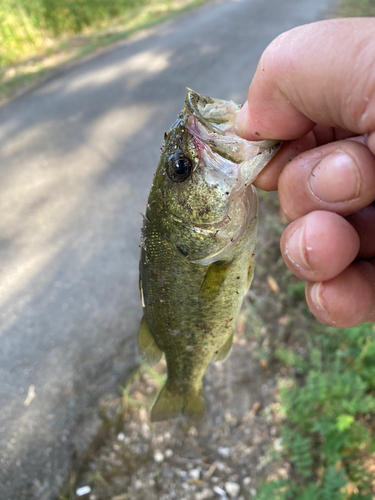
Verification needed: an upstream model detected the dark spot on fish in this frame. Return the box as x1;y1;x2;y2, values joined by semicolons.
198;206;211;216
225;192;229;195
255;131;260;136
176;244;189;257
236;276;240;279
178;199;193;213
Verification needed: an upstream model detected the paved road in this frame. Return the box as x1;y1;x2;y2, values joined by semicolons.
0;0;338;498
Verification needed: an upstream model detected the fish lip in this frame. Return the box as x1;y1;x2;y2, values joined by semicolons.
185;89;226;136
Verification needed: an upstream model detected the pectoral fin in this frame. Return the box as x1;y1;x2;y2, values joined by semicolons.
213;332;233;361
138;316;163;365
200;260;232;303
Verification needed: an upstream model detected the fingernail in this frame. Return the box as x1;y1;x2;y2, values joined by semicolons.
285;226;310;270
309;152;360;203
310;282;326;311
234;101;249;135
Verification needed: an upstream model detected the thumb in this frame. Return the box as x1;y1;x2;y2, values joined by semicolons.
235;18;375;153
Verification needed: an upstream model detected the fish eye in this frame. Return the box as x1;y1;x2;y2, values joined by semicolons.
167;152;193;183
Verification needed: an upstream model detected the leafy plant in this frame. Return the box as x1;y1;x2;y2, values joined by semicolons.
256;323;375;498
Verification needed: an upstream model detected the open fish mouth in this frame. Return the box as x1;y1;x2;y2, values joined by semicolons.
185;89;280;185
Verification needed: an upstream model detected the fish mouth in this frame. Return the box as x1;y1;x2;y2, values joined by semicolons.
185;89;280;184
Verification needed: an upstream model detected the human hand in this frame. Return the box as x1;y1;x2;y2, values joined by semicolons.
235;18;375;328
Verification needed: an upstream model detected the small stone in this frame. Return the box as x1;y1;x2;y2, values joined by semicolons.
134;479;143;489
153;451;164;463
213;485;227;497
188;426;198;437
196;488;214;500
274;437;283;452
243;477;252;486
225;481;240;498
117;433;125;442
165;448;173;458
76;485;91;497
139;407;148;422
189;468;200;479
218;447;230;458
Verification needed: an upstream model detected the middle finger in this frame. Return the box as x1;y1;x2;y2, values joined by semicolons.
278;139;375;220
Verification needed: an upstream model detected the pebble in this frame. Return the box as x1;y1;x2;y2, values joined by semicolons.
213;485;227;498
189;468;200;479
225;481;240;498
243;477;252;486
218;447;230;457
188;426;198;437
153;450;164;463
117;433;125;442
273;437;283;452
165;448;173;458
196;488;214;500
76;485;91;496
134;479;143;490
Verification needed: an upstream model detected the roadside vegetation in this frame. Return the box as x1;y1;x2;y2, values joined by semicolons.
336;0;375;17
255;316;375;499
0;0;210;101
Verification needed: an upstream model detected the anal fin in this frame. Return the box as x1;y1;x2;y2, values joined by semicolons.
138;316;163;365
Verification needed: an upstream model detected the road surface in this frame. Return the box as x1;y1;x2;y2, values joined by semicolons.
0;0;338;498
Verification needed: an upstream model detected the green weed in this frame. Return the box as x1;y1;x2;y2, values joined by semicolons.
336;0;375;17
256;324;375;498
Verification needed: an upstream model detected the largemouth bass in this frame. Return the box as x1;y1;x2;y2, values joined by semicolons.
139;90;280;422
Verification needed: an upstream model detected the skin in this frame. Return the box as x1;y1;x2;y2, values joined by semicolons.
234;18;375;328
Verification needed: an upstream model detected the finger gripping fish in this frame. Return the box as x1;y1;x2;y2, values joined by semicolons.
139;90;280;422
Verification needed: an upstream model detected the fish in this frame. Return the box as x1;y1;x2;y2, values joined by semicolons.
138;90;280;422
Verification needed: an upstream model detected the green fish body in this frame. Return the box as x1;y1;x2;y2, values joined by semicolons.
139;90;280;421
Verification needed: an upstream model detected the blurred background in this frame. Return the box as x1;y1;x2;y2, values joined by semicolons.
1;1;375;499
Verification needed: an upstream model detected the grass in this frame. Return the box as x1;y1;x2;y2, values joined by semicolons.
0;0;212;103
335;0;375;17
255;323;375;499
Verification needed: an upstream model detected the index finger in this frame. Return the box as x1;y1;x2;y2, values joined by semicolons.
235;18;375;153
